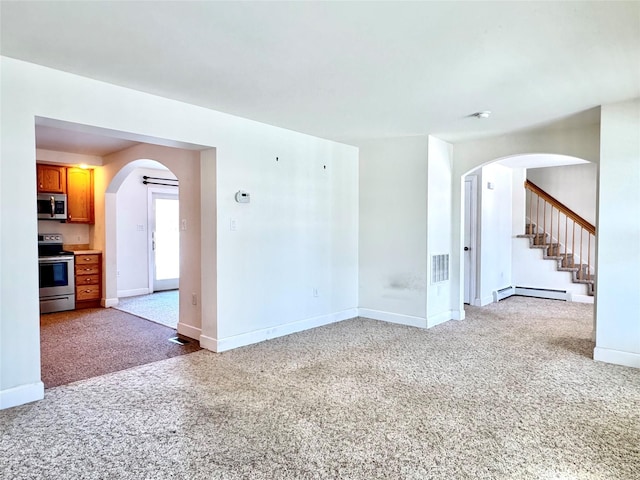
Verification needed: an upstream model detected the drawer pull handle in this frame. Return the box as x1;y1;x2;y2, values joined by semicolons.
84;257;91;261
85;289;92;293
84;268;91;271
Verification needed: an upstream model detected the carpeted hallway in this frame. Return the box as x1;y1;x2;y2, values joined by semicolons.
2;297;638;479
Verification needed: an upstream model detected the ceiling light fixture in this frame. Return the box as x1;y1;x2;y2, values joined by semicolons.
472;111;492;119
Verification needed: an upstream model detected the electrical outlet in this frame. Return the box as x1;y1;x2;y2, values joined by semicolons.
192;293;197;305
230;219;237;231
136;224;144;231
181;219;187;231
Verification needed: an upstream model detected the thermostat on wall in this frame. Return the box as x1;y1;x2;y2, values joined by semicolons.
235;190;250;203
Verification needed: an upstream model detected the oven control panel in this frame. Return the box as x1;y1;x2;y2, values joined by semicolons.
38;233;63;243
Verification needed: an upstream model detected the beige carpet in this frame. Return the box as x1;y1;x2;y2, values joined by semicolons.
2;297;639;479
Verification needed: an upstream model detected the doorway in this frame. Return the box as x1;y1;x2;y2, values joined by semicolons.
149;191;180;292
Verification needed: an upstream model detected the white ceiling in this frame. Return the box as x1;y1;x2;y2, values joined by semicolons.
2;1;639;147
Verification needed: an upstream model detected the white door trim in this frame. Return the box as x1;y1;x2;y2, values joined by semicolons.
464;176;479;305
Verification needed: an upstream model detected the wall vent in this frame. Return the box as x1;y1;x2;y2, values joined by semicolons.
431;254;449;283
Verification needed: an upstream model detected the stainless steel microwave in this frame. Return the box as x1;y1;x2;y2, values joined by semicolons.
37;193;67;220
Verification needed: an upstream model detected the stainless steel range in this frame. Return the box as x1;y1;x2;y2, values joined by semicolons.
38;233;75;313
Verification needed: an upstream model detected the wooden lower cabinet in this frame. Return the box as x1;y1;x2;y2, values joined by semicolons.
75;253;102;309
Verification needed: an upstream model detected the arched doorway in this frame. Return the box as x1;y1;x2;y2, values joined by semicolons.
110;160;180;328
458;153;597;327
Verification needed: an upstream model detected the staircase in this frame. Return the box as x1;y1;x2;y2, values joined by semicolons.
517;180;596;297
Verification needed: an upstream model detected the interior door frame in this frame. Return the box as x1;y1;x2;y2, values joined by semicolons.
147;187;179;293
464;175;479;305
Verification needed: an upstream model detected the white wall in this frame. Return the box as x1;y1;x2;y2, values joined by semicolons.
426;136;455;325
594;99;640;368
358;136;429;326
116;166;178;297
214;135;358;349
527;163;597;224
477;163;513;305
0;56;358;409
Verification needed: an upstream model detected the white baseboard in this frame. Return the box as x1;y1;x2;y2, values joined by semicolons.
567;293;594;304
358;308;427;328
200;308;358;353
594;347;640;369
479;295;494;306
451;310;465;321
427;310;453;328
199;334;217;352
177;322;201;341
0;382;44;410
102;297;119;308
117;288;150;298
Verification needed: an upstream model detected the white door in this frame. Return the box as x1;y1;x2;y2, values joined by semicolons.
149;192;179;292
463;177;477;304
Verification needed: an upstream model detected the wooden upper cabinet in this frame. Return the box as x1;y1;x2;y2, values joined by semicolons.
66;167;94;224
36;164;66;193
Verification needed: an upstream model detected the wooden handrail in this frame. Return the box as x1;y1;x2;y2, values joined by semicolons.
524;180;595;235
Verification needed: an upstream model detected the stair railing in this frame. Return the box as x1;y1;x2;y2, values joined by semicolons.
524;180;596;282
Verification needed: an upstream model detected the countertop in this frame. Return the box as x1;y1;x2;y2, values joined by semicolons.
73;250;102;255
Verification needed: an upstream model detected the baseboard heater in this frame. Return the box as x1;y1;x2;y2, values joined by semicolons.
514;286;567;301
493;286;515;302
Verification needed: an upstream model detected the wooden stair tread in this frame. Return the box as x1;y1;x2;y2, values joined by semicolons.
521;221;595;296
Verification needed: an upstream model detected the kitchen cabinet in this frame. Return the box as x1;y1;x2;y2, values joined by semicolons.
75;252;102;309
37;164;66;193
66;167;94;224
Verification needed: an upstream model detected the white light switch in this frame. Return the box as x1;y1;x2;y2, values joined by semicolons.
181;219;187;231
230;219;237;231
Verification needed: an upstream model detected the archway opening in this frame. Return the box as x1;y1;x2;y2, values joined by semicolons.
459;153;596;315
109;159;180;328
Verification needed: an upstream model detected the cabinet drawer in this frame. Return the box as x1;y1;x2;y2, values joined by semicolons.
76;264;100;275
76;286;101;301
76;274;99;286
75;254;100;265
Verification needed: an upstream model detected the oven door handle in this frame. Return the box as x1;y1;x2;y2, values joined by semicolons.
40;296;72;303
